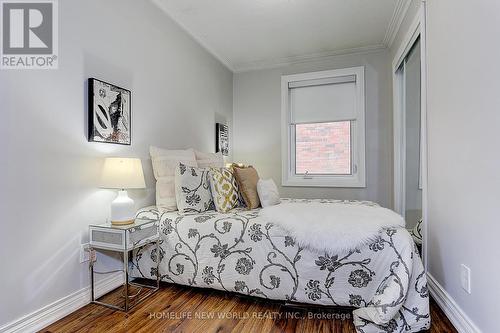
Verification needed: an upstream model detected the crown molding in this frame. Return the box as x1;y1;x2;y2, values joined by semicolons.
383;0;412;48
152;0;402;73
233;44;387;73
151;0;235;72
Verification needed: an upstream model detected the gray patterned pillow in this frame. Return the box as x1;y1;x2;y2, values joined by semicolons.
175;163;214;213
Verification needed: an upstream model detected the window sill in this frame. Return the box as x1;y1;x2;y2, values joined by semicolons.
282;175;366;188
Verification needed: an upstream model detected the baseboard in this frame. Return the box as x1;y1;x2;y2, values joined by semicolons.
0;273;123;333
427;273;481;333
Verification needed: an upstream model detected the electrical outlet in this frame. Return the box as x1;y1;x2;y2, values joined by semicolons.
460;264;471;294
80;243;90;263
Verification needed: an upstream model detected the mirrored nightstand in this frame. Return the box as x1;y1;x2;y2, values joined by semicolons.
89;217;160;312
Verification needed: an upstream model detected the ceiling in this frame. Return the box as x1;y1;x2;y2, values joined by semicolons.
152;0;410;72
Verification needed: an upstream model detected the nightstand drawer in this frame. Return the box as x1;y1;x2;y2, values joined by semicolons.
91;229;124;247
89;218;158;251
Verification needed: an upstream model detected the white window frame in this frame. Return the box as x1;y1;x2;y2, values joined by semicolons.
281;67;366;188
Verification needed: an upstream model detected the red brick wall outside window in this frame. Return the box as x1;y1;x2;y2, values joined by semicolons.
295;121;351;175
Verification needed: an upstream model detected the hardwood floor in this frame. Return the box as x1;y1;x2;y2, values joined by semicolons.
41;282;457;333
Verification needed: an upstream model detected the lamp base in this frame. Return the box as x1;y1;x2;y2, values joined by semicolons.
111;219;135;226
110;190;135;225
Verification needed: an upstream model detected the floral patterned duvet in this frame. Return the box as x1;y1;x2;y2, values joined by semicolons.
131;199;430;333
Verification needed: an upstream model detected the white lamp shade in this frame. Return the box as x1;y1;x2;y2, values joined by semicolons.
100;158;146;189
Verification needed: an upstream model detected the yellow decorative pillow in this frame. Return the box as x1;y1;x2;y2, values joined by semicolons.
209;168;239;213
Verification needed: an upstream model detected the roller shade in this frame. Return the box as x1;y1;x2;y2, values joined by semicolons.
290;75;357;124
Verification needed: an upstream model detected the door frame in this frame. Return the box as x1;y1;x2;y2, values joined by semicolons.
392;2;428;271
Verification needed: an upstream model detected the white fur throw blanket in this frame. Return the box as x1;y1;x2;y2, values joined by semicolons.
260;202;405;254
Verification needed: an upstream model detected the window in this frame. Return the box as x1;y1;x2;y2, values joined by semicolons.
295;121;351;175
281;67;366;187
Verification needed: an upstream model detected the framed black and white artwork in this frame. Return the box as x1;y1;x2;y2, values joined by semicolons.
215;123;229;156
88;78;131;145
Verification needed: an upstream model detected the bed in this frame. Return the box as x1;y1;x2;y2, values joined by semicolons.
130;198;430;333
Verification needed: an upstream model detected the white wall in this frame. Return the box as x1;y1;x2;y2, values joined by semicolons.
425;0;500;331
0;0;232;327
233;50;393;208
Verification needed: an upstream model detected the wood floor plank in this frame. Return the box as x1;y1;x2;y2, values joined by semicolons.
230;300;281;333
269;308;301;333
41;283;457;333
429;297;457;333
132;287;212;333
217;297;264;333
172;292;241;333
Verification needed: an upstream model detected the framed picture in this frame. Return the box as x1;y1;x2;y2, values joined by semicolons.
88;78;131;145
216;123;229;156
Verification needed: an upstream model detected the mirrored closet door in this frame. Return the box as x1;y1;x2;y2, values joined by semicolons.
402;38;422;230
394;35;425;257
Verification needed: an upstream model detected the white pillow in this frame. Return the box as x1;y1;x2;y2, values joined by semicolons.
150;146;197;211
193;149;224;168
256;179;281;207
175;163;214;213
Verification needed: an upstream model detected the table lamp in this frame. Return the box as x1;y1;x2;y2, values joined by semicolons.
100;157;146;225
